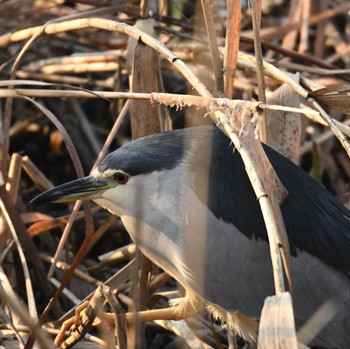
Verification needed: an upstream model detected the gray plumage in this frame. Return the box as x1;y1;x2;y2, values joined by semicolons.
33;126;350;348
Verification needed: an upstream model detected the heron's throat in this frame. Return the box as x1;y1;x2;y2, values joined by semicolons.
93;197;122;216
121;214;192;287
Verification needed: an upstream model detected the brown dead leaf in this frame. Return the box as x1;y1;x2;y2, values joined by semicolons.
50;129;64;156
311;83;350;114
26;206;100;236
128;18;172;139
21;212;53;224
27;217;69;237
267;75;302;164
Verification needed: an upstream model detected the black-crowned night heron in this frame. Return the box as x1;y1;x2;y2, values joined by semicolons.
32;126;350;348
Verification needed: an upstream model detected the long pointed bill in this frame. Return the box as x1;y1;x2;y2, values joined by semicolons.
31;176;112;204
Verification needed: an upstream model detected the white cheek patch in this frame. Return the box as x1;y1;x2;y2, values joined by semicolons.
96;177;143;217
92;184;130;216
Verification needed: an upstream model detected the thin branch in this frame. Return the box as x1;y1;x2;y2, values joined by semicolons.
249;0;268;142
0;89;348;137
200;0;224;93
224;0;241;98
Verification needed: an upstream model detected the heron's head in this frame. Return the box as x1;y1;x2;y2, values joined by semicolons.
31;129;191;217
31;168;135;217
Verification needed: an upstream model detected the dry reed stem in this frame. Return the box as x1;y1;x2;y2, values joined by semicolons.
57;259;136;324
0;281;54;348
0;267;26;345
236;50;350;157
40;254;100;285
54;289;103;348
0;198;38;320
242;2;350;41
249;0;268;143
47;201;82;278
3;87;345;132
224;0;241;98
21;155;54;192
22;97;94;283
39;96;127;278
87;244;137;272
258;292;298;349
200;0;224;93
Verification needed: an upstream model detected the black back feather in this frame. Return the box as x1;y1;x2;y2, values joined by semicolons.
204;127;350;272
99;126;350;272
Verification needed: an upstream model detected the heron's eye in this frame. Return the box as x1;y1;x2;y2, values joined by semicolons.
114;172;129;184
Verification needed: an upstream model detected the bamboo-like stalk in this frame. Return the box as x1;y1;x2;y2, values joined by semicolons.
200;0;224;93
249;0;268;143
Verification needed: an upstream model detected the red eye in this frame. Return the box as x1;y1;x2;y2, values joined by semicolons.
114;172;129;184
